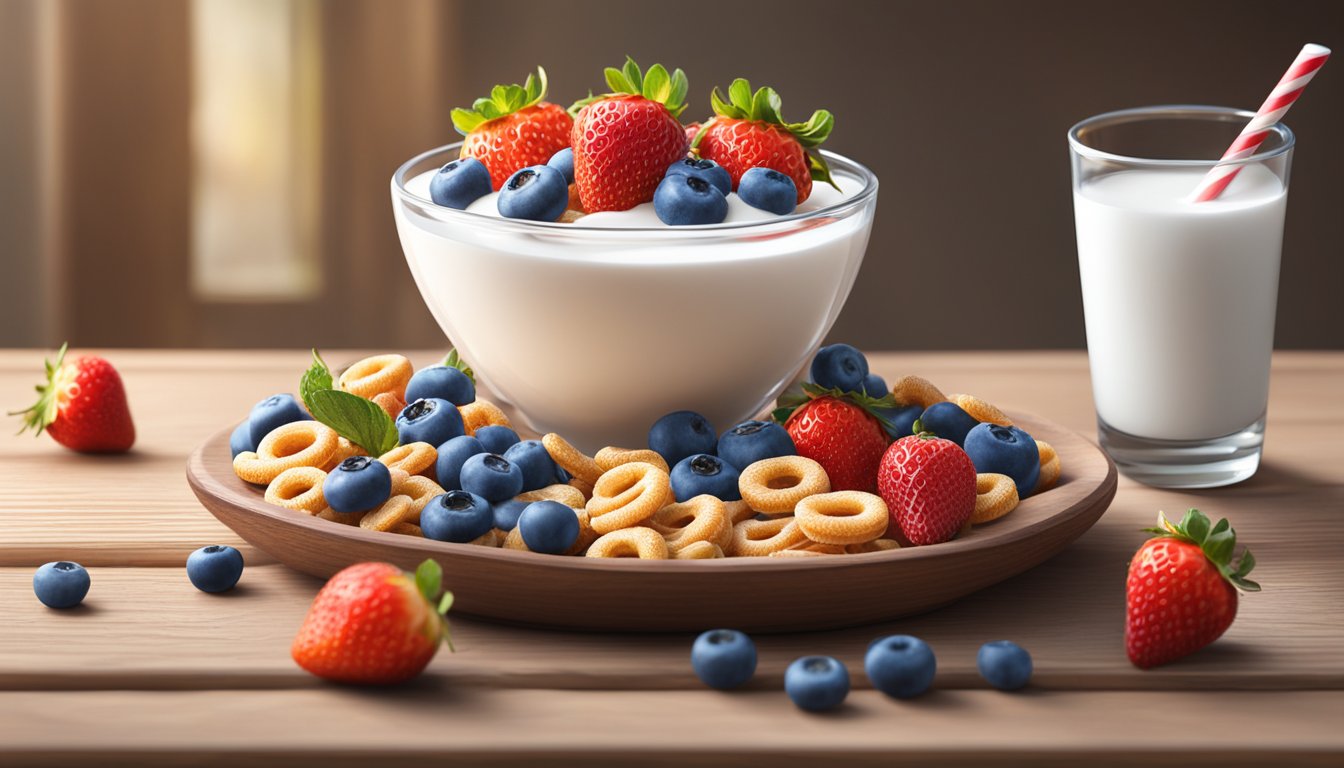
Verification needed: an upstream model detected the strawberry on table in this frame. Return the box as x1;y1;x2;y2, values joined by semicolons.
693;78;836;205
876;434;976;545
453;67;574;190
570;57;691;212
10;343;135;453
777;386;892;494
1126;509;1259;669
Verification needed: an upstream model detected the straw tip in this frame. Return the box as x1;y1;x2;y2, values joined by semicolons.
1303;43;1331;57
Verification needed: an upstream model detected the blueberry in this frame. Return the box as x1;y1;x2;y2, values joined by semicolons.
186;545;244;593
738;167;797;215
547;147;575;185
497;165;569;222
977;640;1033;691
492;499;529;531
862;373;889;398
323;456;393;513
865;635;936;699
810;344;869;393
503;440;563;492
653;174;728;226
429;157;493;210
784;656;850;712
474;425;520;456
665;157;731;196
918;401;980;446
874;403;923;440
963;424;1041;497
396;398;465;448
518;500;580;555
229;420;256;459
649;410;718;467
691;629;757;690
421;490;494;543
459;453;524;503
248;393;311;447
405;365;475;406
33;561;90;609
671;454;741;502
435;434;485;491
717;420;795;471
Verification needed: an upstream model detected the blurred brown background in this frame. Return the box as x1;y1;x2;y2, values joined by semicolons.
1;0;1341;351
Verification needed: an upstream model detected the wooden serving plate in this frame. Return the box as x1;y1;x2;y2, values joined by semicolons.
187;412;1115;632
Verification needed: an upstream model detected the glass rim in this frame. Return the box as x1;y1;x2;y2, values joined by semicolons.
1067;104;1295;167
391;142;879;235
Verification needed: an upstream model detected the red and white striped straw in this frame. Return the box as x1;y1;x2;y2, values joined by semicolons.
1191;43;1331;202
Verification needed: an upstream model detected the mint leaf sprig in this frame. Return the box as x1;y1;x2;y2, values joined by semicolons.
299;350;399;457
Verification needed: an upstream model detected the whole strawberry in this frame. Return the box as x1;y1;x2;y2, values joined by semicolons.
693;78;836;204
10;343;134;453
877;434;976;545
454;67;573;190
1126;509;1259;669
781;391;890;493
570;57;690;212
292;559;454;685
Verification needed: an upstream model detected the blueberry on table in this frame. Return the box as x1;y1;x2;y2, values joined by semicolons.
784;655;850;712
874;403;923;440
963;423;1041;497
917;401;980;446
491;499;529;532
497;165;569;222
229;420;256;459
436;435;486;491
186;545;244;593
664;157;732;197
323;456;393;513
547;147;575;185
653;174;728;226
504;439;563;492
474;425;520;456
429;157;493;210
405;365;475;406
649;410;718;467
810;344;869;393
977;640;1033;691
717;420;795;471
738;167;798;216
396;398;465;448
421;490;494;543
517;500;580;555
33;561;90;609
862;373;889;398
865;634;937;699
459;453;524;503
691;629;757;690
247;393;311;447
670;454;741;502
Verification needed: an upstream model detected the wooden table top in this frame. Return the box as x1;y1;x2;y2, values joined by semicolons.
2;349;1341;767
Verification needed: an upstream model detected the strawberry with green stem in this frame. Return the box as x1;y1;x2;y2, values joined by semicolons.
10;343;135;453
453;67;573;190
774;383;896;493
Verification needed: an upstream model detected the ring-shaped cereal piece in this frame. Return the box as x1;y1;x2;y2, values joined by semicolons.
372;391;407;420
264;466;328;513
471;529;501;547
738;456;831;514
390;522;424;538
674;540;723;560
845;538;902;554
542;433;602;485
771;540;847;557
972;473;1019;524
891;375;947;409
397;474;446;522
320;437;363;472
585;527;670;559
795;491;891;545
316;507;365;526
502;527;530;551
585;461;671;534
568;476;595;502
516;483;586;509
563;508;599;556
359;494;414;532
730;517;808;557
461;399;512;435
338;354;413;400
379;442;438;476
1035;440;1061;493
949;394;1014;426
647;495;729;554
594;446;670;474
723;500;757;526
234;422;339;485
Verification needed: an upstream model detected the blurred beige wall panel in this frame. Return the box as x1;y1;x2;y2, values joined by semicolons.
190;0;321;301
0;0;45;346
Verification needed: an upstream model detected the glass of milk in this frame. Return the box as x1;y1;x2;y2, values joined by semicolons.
1069;105;1293;488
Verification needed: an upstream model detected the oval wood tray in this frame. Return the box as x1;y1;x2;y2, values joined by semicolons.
187;412;1115;632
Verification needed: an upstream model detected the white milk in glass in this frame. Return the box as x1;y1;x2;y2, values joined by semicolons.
1074;164;1286;441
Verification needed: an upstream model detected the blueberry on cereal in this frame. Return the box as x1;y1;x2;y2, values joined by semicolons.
917;401;980;447
649;410;717;468
865;635;936;699
33;561;90;609
405;365;475;407
396;398;465;449
963;424;1041;498
717;420;795;471
459;453;524;503
670;454;741;503
691;629;757;690
429;156;493;210
498;165;569;222
785;655;850;712
421;490;494;543
518;500;580;555
504;439;564;492
435;434;486;491
248;393;311;447
810;344;868;394
230;420;256;459
323;456;393;513
474;425;520;456
491;499;529;532
664;157;731;197
186;545;245;594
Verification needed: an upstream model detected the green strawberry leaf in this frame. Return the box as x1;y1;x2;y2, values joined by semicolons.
643;64;671;105
588;58;688;117
771;381;898;433
728;78;753;113
1143;510;1261;594
567;90;599;118
1182;508;1210;544
808;151;840;191
622;56;643;92
415;558;442;604
441;348;475;384
451;67;550;136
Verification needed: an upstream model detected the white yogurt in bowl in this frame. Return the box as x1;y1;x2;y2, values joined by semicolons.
391;143;878;450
